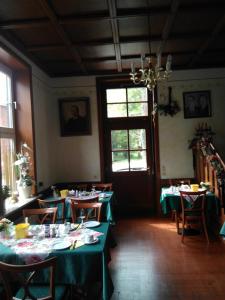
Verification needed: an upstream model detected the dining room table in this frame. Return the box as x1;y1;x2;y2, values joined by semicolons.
45;191;115;224
160;186;221;225
0;222;114;300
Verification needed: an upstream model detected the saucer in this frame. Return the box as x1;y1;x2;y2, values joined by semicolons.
84;221;100;228
84;237;99;245
52;241;71;250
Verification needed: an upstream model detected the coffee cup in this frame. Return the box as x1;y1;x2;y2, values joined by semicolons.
85;233;94;243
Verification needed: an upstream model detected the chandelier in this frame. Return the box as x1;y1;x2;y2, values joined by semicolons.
130;53;172;91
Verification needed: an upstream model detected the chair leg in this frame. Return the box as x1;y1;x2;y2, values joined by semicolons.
171;210;175;221
181;215;185;243
175;211;180;234
202;215;209;244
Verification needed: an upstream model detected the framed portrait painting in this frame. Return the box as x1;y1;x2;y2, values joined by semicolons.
59;97;91;136
183;90;211;119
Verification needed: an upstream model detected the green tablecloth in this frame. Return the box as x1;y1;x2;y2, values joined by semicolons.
0;222;114;300
46;192;115;223
160;187;220;216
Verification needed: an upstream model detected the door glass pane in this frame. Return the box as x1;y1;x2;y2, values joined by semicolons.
112;151;129;172
1;138;15;190
128;102;148;117
129;129;146;150
130;150;147;170
111;130;128;150
106;88;126;103
127;87;147;102
107;103;127;118
0;71;13;128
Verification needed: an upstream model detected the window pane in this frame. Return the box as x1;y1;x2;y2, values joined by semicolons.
130;150;147;170
112;151;129;172
111;130;128;150
127;87;147;102
129;129;146;150
1;138;15;190
0;71;13;128
106;88;126;103
128;102;148;117
107;103;127;118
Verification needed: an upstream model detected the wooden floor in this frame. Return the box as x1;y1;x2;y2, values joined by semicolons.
110;217;225;300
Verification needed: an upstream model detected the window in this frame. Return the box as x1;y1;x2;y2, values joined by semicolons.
106;87;148;118
111;129;147;172
0;64;16;191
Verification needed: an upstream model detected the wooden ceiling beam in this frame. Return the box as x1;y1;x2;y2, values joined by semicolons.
189;13;225;67
39;49;225;64
26;31;213;52
107;0;122;72
0;18;49;30
37;0;87;74
157;0;181;54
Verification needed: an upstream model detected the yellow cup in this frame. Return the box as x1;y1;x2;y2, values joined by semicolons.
60;189;69;198
15;223;29;239
191;184;199;192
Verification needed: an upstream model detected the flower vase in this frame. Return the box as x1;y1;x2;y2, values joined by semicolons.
17;182;32;199
0;230;5;239
0;227;10;239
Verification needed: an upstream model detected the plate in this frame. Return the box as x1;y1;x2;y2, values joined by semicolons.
99;193;106;198
85;237;99;245
84;221;100;228
52;241;71;250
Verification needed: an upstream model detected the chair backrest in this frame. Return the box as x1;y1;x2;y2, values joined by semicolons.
169;179;191;186
67;183;88;191
70;201;102;223
92;183;112;191
23;207;58;224
0;256;56;300
38;198;65;223
180;190;207;212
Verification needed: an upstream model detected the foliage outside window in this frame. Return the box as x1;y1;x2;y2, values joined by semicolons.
111;129;147;172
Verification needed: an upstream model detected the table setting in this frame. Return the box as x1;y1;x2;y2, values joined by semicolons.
160;185;220;217
45;190;115;223
0;220;113;300
0;221;104;263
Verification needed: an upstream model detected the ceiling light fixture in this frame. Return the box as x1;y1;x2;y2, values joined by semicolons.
130;0;172;92
130;53;172;91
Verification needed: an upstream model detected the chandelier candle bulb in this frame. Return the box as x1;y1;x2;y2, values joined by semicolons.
131;62;134;73
157;53;161;68
141;55;144;69
166;55;172;71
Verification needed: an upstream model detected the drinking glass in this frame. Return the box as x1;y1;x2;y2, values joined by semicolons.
79;208;86;228
91;185;96;195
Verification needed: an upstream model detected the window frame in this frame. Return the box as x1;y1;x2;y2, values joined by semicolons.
0;63;16;191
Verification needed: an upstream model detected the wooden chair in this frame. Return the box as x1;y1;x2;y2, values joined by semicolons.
179;190;209;243
68;183;88;191
92;183;112;191
0;257;67;300
23;207;58;224
38;198;65;223
170;179;191;222
70;201;102;223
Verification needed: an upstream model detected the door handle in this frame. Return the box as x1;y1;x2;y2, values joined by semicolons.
147;167;151;176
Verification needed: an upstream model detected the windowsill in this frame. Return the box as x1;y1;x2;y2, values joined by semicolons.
4;196;38;217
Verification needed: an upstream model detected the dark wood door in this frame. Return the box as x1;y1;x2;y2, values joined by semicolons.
97;79;156;214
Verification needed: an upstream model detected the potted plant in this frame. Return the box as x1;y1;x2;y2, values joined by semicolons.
14;143;33;199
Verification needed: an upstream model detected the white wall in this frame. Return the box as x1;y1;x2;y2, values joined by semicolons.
48;76;101;183
158;69;225;179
